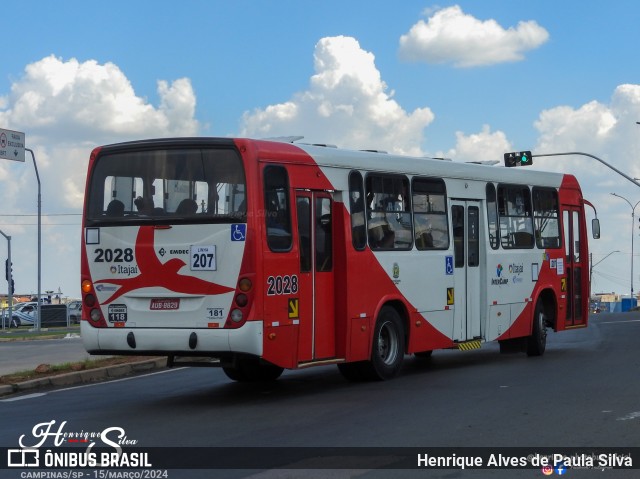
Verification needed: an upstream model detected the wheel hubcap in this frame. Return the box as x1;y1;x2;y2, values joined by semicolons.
378;321;399;365
539;312;547;342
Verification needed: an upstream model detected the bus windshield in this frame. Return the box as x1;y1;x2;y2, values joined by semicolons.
86;147;246;223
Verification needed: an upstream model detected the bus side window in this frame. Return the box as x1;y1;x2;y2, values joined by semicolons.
264;165;292;252
486;183;499;250
365;174;411;250
497;184;534;249
348;171;366;251
412;177;449;250
533;187;561;249
296;197;311;272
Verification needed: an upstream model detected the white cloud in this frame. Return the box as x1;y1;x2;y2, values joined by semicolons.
530;84;640;295
0;55;200;297
1;55;198;143
240;36;434;156
441;125;512;162
399;5;549;67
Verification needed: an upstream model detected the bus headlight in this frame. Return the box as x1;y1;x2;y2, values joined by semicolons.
230;309;243;323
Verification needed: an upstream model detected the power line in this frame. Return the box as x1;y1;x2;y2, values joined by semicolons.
0;213;81;217
0;223;80;226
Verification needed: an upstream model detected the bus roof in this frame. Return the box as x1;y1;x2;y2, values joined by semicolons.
93;137;575;190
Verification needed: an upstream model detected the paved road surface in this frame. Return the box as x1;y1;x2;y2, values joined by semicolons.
0;334;106;376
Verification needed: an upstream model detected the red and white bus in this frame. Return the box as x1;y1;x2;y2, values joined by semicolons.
81;138;598;381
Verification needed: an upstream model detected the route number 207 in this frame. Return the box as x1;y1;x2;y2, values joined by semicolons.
266;275;299;296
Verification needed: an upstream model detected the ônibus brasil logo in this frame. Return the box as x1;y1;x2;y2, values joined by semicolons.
7;420;151;469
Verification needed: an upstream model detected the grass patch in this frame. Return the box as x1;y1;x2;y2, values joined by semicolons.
0;356;158;385
0;326;80;341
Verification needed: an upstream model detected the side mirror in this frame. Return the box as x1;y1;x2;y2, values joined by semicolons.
592;218;601;239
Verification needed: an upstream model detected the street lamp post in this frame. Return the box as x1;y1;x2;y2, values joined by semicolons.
0;230;12;329
610;193;640;298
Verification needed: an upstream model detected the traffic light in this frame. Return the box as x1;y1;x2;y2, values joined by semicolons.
504;151;533;167
10;279;14;295
4;259;10;281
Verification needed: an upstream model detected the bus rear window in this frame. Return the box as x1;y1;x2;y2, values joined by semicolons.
86;147;246;222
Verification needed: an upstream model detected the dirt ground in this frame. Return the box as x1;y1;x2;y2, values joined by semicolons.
0;355;159;385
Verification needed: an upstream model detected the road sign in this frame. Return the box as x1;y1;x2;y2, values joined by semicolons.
0;128;25;162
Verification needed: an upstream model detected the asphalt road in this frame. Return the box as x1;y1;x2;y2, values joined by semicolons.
1;313;639;478
0;334;96;376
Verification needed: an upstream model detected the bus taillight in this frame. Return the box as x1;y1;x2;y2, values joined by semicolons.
81;279;108;328
81;279;92;294
226;276;254;328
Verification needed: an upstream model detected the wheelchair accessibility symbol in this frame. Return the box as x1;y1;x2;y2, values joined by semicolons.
445;256;454;275
231;224;246;242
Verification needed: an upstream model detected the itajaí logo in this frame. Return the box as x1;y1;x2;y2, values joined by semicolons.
492;263;508;285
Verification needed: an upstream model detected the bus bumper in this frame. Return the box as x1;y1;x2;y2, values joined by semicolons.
81;320;263;357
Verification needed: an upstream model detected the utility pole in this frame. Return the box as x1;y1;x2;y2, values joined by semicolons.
0;230;13;329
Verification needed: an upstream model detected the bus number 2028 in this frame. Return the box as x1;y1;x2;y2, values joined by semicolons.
267;275;299;296
94;248;134;263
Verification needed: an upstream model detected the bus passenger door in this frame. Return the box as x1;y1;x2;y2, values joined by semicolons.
563;208;586;327
451;200;482;341
296;191;335;361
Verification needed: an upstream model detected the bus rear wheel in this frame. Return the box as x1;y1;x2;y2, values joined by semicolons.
222;357;284;382
526;300;548;356
367;306;405;380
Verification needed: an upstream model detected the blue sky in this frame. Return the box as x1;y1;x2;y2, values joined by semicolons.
1;1;640;299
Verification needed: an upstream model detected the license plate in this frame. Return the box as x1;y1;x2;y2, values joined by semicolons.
150;298;180;310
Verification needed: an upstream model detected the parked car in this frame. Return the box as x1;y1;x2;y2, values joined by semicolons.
10;302;38;326
67;301;82;324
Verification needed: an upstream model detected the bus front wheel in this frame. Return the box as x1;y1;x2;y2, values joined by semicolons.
367;306;405;380
526;300;548;357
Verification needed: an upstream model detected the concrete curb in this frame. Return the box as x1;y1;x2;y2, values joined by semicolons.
0;358;167;397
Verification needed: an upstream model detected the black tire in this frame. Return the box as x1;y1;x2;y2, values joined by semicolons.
222;366;248;382
222;357;284;382
527;300;548;356
364;306;405;380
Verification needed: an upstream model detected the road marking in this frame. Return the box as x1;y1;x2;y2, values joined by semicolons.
617;411;640;421
0;368;186;402
598;319;640;324
0;393;47;402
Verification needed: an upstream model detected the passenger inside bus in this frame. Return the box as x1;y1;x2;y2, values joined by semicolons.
106;200;125;217
176;198;198;215
134;196;154;215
